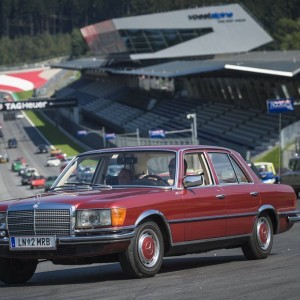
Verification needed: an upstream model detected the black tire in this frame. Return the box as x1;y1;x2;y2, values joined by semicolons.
242;214;273;260
0;258;37;284
118;221;164;278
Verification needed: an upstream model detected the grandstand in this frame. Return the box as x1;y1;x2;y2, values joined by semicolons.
49;3;300;158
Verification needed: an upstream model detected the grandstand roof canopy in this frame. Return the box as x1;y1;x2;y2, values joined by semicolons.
52;50;300;78
53;57;108;70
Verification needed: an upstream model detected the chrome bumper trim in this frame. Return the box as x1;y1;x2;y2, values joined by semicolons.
279;210;300;223
0;238;9;245
0;231;135;247
57;231;135;245
287;215;300;223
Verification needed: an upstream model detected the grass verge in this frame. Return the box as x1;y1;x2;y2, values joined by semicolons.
255;147;280;170
25;111;85;156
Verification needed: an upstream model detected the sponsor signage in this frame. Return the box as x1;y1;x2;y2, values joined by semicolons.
77;130;88;136
0;98;78;111
267;98;294;113
188;12;233;20
105;133;116;140
149;129;165;138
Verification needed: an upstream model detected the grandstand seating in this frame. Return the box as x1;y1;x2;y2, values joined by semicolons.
57;76;298;157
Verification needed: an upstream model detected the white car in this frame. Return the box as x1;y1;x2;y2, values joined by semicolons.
18;167;39;177
60;156;75;171
46;157;61;167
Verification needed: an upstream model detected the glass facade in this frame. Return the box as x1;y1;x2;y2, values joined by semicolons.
119;28;213;54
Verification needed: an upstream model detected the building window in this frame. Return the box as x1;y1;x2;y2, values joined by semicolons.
119;28;213;54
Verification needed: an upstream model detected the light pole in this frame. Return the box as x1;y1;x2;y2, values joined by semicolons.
187;113;197;144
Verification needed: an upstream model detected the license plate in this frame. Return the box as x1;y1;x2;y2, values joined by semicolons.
10;236;56;250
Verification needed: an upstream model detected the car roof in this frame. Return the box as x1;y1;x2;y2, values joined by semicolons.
80;145;233;156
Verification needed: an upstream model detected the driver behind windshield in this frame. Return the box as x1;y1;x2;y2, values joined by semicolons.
118;168;134;185
168;158;187;185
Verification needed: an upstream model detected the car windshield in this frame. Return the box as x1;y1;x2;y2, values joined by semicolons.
51;150;176;190
289;158;300;171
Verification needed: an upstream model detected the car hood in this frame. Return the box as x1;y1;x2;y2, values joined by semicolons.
0;187;172;210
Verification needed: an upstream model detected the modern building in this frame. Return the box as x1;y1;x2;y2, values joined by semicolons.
50;3;299;159
80;3;273;61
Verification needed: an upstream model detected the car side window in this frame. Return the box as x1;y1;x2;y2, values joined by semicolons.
184;152;213;185
208;153;238;184
230;158;250;183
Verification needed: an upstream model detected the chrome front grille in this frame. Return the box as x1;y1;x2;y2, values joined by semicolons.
7;209;71;236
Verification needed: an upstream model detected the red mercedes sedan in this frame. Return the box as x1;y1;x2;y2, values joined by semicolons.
0;145;299;284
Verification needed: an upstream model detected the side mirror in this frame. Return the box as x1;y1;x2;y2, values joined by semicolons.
183;174;204;188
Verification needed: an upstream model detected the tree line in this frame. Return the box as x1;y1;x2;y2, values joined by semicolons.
0;0;299;66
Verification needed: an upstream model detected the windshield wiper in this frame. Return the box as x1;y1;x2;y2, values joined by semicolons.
49;182;112;191
88;183;112;189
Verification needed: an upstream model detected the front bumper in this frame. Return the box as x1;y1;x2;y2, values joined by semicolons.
0;229;135;246
0;229;135;259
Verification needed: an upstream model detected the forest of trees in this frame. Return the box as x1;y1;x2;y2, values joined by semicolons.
0;0;299;66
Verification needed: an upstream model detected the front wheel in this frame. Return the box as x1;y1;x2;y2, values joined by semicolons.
0;258;38;284
119;221;164;278
242;214;273;260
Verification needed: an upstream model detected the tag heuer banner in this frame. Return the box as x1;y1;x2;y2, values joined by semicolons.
0;98;78;111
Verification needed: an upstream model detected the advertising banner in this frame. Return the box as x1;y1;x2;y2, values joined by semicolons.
267;98;294;113
149;129;165;138
0;98;78;111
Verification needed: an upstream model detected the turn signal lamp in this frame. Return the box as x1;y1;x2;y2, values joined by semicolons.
111;207;126;226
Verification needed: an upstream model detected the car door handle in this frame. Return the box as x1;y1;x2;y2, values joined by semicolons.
216;194;226;199
250;191;259;197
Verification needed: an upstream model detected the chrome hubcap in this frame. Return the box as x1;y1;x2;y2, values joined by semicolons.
138;228;160;268
257;217;271;250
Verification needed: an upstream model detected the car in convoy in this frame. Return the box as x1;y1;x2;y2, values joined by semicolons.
59;156;75;172
254;161;279;184
30;175;46;189
7;138;17;148
0;154;9;163
18;167;39;177
21;173;35;185
281;156;300;197
0;145;299;284
50;147;64;157
46;156;61;167
11;157;26;172
55;152;67;161
44;175;58;192
36;144;49;154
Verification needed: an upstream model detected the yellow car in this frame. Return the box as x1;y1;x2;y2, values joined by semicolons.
0;154;9;163
50;147;62;156
254;162;279;184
